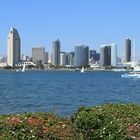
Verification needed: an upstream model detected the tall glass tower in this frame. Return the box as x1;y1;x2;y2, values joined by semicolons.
100;45;111;67
125;38;131;62
51;39;60;66
7;27;21;67
74;45;89;67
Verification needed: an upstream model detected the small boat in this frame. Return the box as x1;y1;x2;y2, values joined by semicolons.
21;64;26;72
81;66;85;73
121;72;140;78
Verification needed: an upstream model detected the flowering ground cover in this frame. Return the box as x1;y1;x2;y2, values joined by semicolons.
0;103;140;140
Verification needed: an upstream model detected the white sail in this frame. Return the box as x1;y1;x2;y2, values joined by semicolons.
21;64;26;72
81;66;85;73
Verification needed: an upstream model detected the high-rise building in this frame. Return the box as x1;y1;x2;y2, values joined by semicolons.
32;47;45;64
100;46;105;66
125;38;131;62
60;52;66;66
65;53;69;65
89;50;96;58
83;46;89;66
44;52;48;64
100;45;111;66
89;50;100;63
74;45;89;67
51;39;60;66
7;27;20;67
111;44;117;67
67;52;75;66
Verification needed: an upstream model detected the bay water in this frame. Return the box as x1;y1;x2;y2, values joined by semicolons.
0;71;139;116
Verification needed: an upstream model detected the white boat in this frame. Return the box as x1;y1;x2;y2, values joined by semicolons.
121;72;140;78
81;66;85;73
112;68;126;72
122;61;140;78
21;64;26;72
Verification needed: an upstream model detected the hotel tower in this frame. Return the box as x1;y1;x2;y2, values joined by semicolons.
7;27;21;67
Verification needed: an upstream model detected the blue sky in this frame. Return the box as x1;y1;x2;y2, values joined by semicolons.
0;0;140;60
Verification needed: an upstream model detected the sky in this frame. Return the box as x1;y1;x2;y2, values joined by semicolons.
0;0;140;60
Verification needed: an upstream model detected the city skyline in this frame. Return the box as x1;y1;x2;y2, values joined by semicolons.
0;0;140;60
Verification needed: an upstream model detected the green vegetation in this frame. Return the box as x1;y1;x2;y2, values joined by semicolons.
0;104;140;139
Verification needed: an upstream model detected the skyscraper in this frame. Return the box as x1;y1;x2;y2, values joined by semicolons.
51;39;60;66
89;50;100;63
67;52;75;66
100;46;105;66
100;45;111;67
7;27;20;67
111;44;117;67
60;52;66;66
74;45;89;67
125;38;131;62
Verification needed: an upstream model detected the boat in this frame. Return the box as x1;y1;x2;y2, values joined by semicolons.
21;64;26;72
121;62;140;78
121;72;140;78
14;64;26;72
81;66;85;73
112;68;126;72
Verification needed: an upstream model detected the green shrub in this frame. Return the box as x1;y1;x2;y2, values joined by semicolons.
0;104;140;139
0;113;77;140
72;104;140;140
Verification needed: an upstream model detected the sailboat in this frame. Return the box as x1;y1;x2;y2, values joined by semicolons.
21;64;26;72
81;66;85;73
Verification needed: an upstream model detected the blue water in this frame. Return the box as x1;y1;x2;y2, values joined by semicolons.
0;71;140;116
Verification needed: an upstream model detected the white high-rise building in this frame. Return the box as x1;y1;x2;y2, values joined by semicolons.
7;27;21;67
60;52;66;66
111;44;117;67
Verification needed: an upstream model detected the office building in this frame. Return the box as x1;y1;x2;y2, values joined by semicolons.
60;52;66;66
44;52;48;64
111;44;117;67
89;50;96;58
32;47;45;64
90;50;100;63
100;45;111;66
67;52;75;66
51;39;60;65
125;38;131;62
74;45;89;67
7;27;20;67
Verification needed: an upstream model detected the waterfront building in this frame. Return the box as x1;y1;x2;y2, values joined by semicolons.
83;46;89;66
32;47;45;64
48;53;52;64
111;44;117;67
60;52;66;66
21;55;30;61
44;52;48;64
7;27;20;67
74;45;89;67
67;52;75;66
51;39;60;66
100;46;105;66
89;50;96;58
125;38;131;62
89;50;100;63
100;45;111;67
